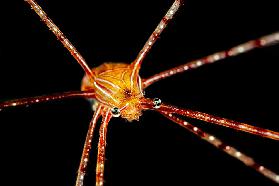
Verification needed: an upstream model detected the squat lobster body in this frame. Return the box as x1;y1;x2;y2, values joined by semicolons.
81;63;144;121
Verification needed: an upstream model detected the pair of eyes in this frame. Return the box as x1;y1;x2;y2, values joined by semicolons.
110;98;162;117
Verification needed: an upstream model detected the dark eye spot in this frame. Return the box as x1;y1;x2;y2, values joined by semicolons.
153;98;162;109
111;107;121;117
124;89;132;98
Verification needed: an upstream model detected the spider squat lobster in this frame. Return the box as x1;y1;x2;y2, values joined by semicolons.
0;0;279;185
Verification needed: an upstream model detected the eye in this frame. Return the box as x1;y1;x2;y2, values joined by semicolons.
153;98;162;109
111;107;121;117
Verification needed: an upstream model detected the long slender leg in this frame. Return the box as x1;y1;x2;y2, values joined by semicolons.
96;109;112;186
131;0;182;86
160;111;279;183
25;0;94;78
143;32;279;88
0;90;95;110
141;99;279;140
75;105;102;186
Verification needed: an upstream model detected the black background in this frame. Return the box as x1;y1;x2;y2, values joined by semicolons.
0;0;279;185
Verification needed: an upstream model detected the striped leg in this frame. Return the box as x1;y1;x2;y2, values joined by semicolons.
143;32;279;88
96;109;112;186
0;91;95;110
160;111;279;183
131;0;182;87
75;105;102;186
141;99;279;140
25;0;94;78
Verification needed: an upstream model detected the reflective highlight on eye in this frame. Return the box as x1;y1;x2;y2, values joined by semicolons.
111;107;121;117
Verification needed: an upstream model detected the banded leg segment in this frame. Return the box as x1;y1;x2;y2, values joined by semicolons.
0;91;95;110
75;106;102;186
143;32;279;88
131;0;182;86
141;99;279;140
96;109;112;186
25;0;94;78
160;111;279;183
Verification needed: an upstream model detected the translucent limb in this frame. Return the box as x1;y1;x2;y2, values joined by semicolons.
141;99;279;140
160;111;279;184
25;0;94;78
143;32;279;88
0;90;95;110
96;109;112;186
75;105;102;186
131;0;182;87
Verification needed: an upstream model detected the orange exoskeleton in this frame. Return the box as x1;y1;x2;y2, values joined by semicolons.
81;63;144;121
0;0;279;186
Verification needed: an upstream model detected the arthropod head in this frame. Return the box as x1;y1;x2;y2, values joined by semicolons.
81;63;144;122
